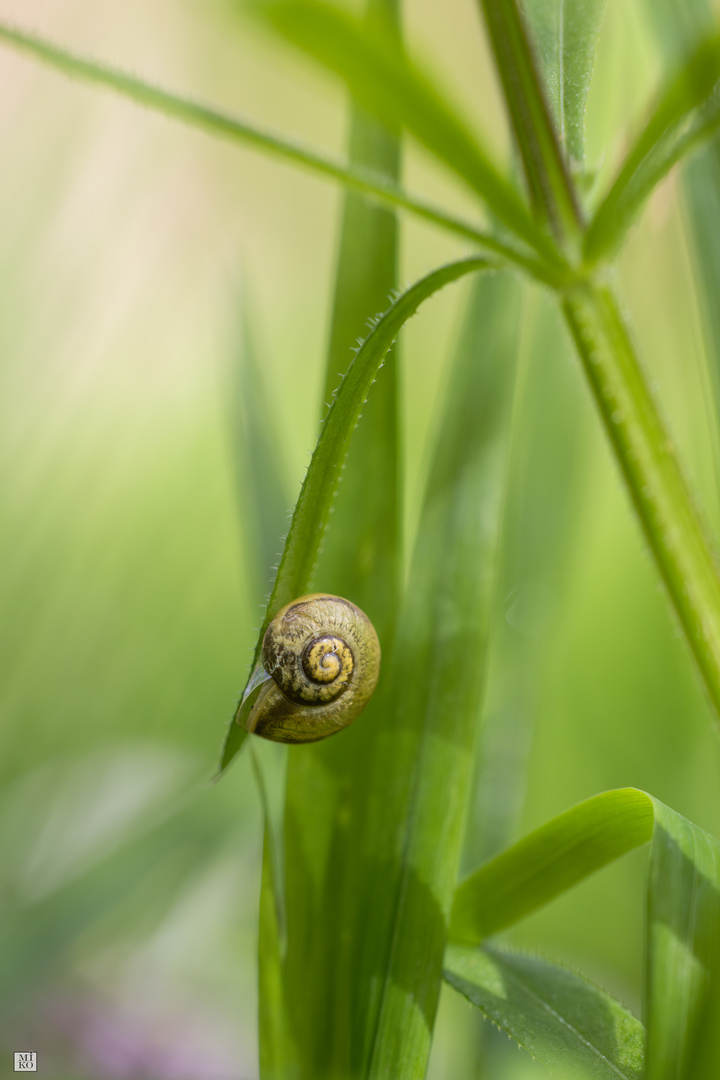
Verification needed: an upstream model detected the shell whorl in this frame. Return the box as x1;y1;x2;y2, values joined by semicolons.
246;593;381;744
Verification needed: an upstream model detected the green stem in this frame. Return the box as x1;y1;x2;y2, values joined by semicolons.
563;281;720;722
0;21;555;282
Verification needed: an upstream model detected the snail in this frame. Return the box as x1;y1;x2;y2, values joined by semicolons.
244;593;381;744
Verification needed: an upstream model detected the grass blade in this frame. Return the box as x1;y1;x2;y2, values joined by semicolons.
585;34;720;264
444;944;645;1080
521;0;607;167
278;271;522;1079
452;788;654;940
450;788;720;1080
218;255;493;773
478;0;583;245
0;22;539;270
253;0;558;262
268;2;403;1071
646;801;720;1080
365;271;522;1078
466;290;589;869
252;747;295;1080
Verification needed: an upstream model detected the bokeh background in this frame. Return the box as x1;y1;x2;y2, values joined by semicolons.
1;1;720;1077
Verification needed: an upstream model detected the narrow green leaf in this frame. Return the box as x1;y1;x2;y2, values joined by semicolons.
478;0;583;244
451;788;654;941
682;942;720;1078
444;944;645;1080
450;788;720;1080
585;34;720;264
521;0;607;166
0;21;538;270
465;290;590;870
277;271;522;1079
253;0;559;262
252;746;296;1080
269;3;403;1072
365;271;522;1078
219;256;492;773
646;801;720;1080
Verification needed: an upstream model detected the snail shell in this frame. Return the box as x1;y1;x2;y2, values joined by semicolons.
246;593;381;744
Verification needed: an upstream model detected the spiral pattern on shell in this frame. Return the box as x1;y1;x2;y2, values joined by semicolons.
245;593;381;744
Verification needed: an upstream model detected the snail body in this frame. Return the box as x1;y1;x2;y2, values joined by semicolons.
246;593;381;744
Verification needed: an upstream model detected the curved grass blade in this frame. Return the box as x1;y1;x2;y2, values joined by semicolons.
445;944;645;1080
264;2;403;1070
0;22;542;273
450;788;720;1080
452;788;653;940
218;255;494;774
252;0;559;263
521;0;607;167
585;34;720;264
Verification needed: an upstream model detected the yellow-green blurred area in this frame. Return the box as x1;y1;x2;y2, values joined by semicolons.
1;0;720;1077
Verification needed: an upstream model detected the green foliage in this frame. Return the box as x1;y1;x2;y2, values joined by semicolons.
252;0;553;259
3;2;720;1079
521;0;607;166
445;945;645;1079
220;254;492;775
451;788;720;1080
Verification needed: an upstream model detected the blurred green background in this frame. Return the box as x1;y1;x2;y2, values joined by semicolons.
1;0;720;1076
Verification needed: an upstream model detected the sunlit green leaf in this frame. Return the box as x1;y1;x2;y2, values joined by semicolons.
451;788;720;1080
445;944;645;1080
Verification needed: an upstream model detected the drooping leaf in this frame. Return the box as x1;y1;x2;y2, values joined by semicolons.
450;788;720;1080
521;0;607;166
252;0;558;262
585;34;720;264
445;944;645;1080
219;254;494;774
